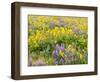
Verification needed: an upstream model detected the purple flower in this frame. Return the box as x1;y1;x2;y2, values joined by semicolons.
55;44;60;51
58;18;64;22
54;59;58;65
65;55;71;64
60;44;65;52
49;21;56;29
72;28;80;33
28;56;33;66
52;50;58;58
61;23;66;27
59;58;64;64
34;59;46;66
71;55;75;61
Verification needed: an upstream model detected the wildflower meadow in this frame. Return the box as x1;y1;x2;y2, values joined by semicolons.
28;15;88;66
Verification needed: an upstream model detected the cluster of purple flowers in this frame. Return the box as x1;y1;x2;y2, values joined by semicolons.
52;44;67;65
28;56;46;66
52;43;79;65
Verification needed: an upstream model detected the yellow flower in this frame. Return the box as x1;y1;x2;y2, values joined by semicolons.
59;50;64;57
80;54;83;60
55;27;59;30
68;45;71;49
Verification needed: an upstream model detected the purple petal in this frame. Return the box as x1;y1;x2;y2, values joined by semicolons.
59;58;64;64
55;44;60;51
34;59;46;66
28;56;33;66
54;59;58;65
60;46;65;52
60;43;65;51
52;50;58;58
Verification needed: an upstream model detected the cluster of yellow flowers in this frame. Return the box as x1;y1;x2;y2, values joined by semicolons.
28;27;74;48
28;30;46;48
47;27;73;38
